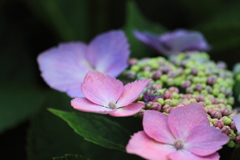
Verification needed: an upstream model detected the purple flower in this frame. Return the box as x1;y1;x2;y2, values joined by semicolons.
37;30;130;97
133;29;210;56
71;70;151;117
126;103;229;160
232;115;240;134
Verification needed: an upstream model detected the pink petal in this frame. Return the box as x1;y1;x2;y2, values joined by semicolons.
82;70;123;106
186;125;229;156
37;42;92;97
87;30;130;77
117;79;151;106
232;115;240;134
71;97;112;114
168;103;209;140
126;131;175;160
168;150;219;160
109;103;144;117
143;110;175;144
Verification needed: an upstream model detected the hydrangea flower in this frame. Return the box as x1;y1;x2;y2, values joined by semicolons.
232;115;240;133
37;30;130;97
133;29;210;56
71;70;151;117
126;103;229;160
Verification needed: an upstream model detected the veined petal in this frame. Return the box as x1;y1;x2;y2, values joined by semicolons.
232;115;240;134
117;79;151;106
87;30;130;77
126;131;175;160
186;125;228;156
168;150;219;160
82;70;123;106
37;42;92;97
168;103;209;140
143;110;175;144
71;97;112;114
109;103;144;117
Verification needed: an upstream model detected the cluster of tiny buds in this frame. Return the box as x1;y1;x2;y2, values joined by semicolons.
126;52;239;147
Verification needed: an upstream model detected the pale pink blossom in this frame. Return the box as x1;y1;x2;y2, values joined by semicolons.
126;103;229;160
233;115;240;134
71;70;151;117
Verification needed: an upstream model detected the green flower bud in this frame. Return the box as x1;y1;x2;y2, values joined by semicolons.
227;140;235;148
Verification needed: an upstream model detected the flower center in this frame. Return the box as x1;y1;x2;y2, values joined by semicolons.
108;101;117;109
173;139;185;150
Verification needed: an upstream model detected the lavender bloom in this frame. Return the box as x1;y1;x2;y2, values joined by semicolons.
133;29;210;56
37;30;130;97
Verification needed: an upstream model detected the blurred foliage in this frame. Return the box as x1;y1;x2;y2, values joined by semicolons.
1;0;240;159
53;154;90;160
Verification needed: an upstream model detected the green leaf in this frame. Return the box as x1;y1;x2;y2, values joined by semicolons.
27;91;141;160
53;154;89;160
25;0;90;41
49;108;130;152
0;81;45;133
123;1;167;58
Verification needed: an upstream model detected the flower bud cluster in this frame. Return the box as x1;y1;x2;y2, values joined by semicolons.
125;52;240;147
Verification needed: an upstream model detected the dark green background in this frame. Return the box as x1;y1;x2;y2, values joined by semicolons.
1;0;240;159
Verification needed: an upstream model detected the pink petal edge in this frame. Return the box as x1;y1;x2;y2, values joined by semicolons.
109;103;144;117
71;97;112;114
117;79;151;106
143;110;175;144
82;70;123;106
168;103;209;140
126;131;175;160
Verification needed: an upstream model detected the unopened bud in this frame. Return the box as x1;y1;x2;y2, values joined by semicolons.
229;133;236;141
220;108;231;116
181;80;191;89
128;58;138;65
222;126;231;135
164;91;172;99
194;84;203;92
230;121;237;131
150;102;162;111
191;67;198;75
213;120;224;129
235;135;240;144
152;70;162;80
169;87;179;93
207;75;217;85
211;110;222;119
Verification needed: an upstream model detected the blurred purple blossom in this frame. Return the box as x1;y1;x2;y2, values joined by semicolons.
133;29;210;56
37;30;130;97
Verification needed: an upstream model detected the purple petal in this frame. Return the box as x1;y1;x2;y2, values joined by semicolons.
87;30;130;77
168;150;220;160
109;103;144;117
37;42;92;97
82;70;123;106
161;29;210;54
232;115;240;134
168;103;209;140
71;97;112;114
133;30;170;55
126;131;175;160
134;29;210;56
143;110;175;144
186;125;228;156
116;79;151;106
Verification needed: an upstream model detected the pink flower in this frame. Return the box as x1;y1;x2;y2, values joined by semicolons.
126;103;229;160
71;70;151;117
37;30;130;97
232;115;240;134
